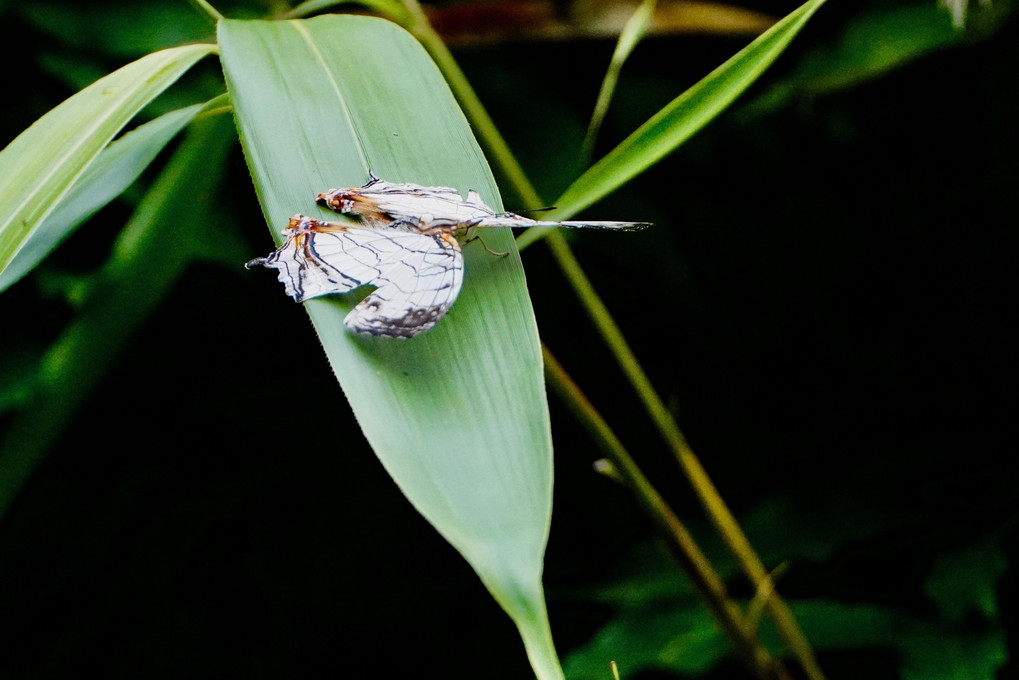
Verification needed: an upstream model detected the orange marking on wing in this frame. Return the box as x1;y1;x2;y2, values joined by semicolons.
438;231;460;247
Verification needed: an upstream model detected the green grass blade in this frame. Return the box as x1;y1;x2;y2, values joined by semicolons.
552;0;827;220
0;100;217;293
747;3;967;112
218;16;561;680
581;0;658;163
0;112;236;519
0;43;215;276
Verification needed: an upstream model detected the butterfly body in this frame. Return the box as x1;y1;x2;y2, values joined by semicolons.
248;176;648;338
317;176;510;229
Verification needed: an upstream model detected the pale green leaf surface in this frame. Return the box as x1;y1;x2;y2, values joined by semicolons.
0;101;213;293
547;0;827;223
218;16;559;679
0;43;215;275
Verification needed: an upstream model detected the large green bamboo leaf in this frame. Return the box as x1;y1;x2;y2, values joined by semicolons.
0;43;215;275
218;16;560;680
547;0;827;222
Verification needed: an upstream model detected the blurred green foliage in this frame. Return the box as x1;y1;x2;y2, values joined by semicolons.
1;0;1017;678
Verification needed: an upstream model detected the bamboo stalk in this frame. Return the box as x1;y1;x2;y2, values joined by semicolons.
542;234;826;680
543;345;792;680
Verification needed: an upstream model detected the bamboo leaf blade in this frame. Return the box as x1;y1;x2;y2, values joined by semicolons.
0;113;236;519
0;101;213;293
0;43;216;276
218;16;561;680
552;0;827;221
746;3;971;113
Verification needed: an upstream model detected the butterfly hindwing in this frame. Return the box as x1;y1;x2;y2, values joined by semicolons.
345;229;463;338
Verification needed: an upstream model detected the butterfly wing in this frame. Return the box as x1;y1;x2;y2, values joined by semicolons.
344;229;463;338
246;216;395;302
247;215;463;338
318;179;498;227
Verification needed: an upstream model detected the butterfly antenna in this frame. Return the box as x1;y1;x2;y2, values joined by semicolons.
516;205;557;215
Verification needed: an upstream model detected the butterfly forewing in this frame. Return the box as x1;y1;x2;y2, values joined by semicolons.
247;214;463;338
319;178;649;232
246;216;381;302
318;178;498;227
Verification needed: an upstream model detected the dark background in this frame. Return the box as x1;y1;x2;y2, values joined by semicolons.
1;0;1017;678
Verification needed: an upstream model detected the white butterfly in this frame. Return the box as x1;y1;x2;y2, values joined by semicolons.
247;177;648;338
317;174;650;232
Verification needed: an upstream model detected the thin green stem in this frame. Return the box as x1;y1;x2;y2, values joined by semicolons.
398;0;543;210
281;0;340;19
580;0;658;164
543;345;792;680
281;0;409;22
543;232;826;680
187;0;225;23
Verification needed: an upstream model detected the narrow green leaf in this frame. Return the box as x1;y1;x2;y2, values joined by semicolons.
581;0;658;163
0;99;218;293
0;43;215;276
747;3;968;112
219;16;560;680
0;112;236;519
551;0;827;221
